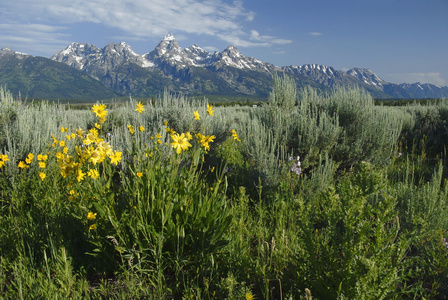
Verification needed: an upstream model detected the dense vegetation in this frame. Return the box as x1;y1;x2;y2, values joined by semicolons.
1;76;448;299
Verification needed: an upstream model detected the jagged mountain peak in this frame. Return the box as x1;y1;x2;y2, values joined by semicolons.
222;45;241;57
347;67;386;87
163;34;176;41
155;34;181;52
0;46;29;57
290;64;336;75
1;46;14;54
186;44;207;54
283;64;351;88
211;45;275;72
56;42;99;58
103;42;141;59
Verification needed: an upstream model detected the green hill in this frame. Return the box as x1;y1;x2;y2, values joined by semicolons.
0;54;120;100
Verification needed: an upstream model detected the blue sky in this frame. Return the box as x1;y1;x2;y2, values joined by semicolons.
1;0;447;85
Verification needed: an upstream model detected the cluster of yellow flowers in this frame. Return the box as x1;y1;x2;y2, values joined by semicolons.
14;103;122;187
18;153;35;169
87;211;97;230
165;104;240;155
195;133;216;151
16;152;48;181
166;106;218;154
52;106;121;182
0;154;9;168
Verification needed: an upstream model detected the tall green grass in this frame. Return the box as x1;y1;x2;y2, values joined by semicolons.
1;80;448;299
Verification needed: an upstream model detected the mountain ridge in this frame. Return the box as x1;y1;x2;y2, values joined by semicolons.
1;35;447;100
0;46;119;100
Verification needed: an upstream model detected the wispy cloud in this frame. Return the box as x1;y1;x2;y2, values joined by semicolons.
1;0;284;54
0;23;71;55
386;72;446;86
250;30;292;45
273;50;286;55
309;32;323;36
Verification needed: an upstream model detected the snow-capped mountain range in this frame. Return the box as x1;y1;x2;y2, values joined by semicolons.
2;34;448;99
51;34;279;75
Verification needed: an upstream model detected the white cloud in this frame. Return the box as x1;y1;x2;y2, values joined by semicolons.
203;46;219;52
309;32;323;36
386;72;446;86
1;0;278;52
250;30;292;45
0;23;71;55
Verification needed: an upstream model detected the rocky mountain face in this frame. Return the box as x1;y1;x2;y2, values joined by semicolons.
50;34;285;97
0;46;119;100
2;35;447;100
398;83;448;99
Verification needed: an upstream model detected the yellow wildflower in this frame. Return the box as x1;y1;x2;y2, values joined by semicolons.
88;149;102;165
83;133;96;145
38;161;46;169
77;169;86;182
196;133;215;151
0;154;9;168
139;126;145;132
166;127;176;134
89;224;97;230
207;104;214;116
245;292;254;300
91;104;107;118
164;120;168;126
194;110;200;120
60;127;68;132
88;169;100;179
135;101;145;114
155;133;162;139
59;140;66;147
94;123;101;129
186;132;193;140
136;172;143;178
51;134;59;144
87;212;97;220
37;154;48;161
25;153;34;164
109;151;122;165
88;128;99;137
76;128;85;138
231;129;241;142
127;125;135;135
39;172;46;181
170;133;192;154
18;161;27;169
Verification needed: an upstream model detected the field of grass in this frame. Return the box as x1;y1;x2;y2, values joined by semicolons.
1;76;448;299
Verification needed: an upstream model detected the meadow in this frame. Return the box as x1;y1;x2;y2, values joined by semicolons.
1;75;448;299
